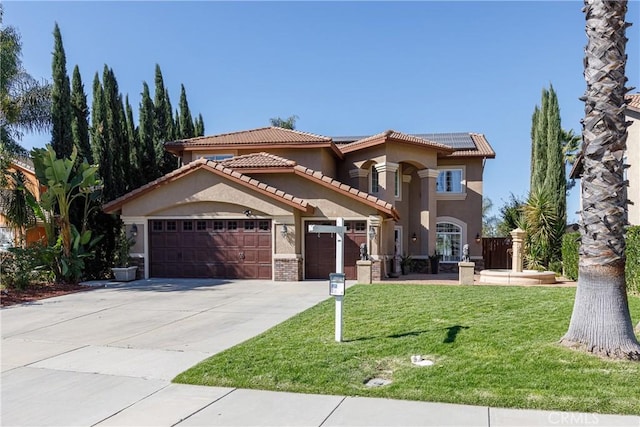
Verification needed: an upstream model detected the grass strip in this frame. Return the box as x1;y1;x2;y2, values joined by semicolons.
174;285;640;415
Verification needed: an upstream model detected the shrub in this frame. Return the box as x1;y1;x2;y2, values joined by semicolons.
548;260;563;276
626;226;640;295
561;232;580;281
2;244;53;289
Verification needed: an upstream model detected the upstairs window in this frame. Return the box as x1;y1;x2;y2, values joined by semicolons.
205;154;233;161
370;165;379;194
436;169;463;193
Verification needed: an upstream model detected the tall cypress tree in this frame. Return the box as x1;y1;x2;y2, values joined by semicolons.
527;85;566;266
125;95;144;190
194;113;205;137
178;84;194;139
102;66;127;199
50;23;73;158
139;81;159;183
153;64;178;175
543;86;566;261
70;65;92;164
530;89;549;194
91;72;114;200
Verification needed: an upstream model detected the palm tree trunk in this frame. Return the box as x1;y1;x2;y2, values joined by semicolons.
561;0;640;360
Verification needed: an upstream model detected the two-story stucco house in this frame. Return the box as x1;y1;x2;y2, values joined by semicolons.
103;127;495;281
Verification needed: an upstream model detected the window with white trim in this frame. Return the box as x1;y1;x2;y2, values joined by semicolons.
394;168;401;198
436;169;463;193
436;222;461;262
370;165;379;194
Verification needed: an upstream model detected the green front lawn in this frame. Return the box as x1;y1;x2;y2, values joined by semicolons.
174;285;640;415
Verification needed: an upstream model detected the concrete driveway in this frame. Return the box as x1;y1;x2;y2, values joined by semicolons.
1;278;333;426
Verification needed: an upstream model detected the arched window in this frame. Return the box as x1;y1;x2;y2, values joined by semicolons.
436;222;462;262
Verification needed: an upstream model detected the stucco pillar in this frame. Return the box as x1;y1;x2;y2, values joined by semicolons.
374;162;399;205
368;215;383;280
349;168;369;193
418;168;439;256
510;228;526;273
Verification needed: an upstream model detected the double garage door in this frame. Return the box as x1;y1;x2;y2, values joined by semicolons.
150;219;272;279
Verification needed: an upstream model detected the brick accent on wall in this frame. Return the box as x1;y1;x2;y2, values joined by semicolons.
274;257;303;281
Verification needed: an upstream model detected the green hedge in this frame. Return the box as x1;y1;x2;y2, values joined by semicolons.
627;226;640;295
561;232;580;281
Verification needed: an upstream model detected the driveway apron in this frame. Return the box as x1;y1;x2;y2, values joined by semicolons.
1;278;332;426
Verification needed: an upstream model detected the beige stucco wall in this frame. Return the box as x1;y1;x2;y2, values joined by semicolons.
436;157;484;259
627;109;639;225
183;147;338;178
120;169;293;218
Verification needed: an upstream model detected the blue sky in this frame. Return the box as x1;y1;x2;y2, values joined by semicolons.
4;1;640;222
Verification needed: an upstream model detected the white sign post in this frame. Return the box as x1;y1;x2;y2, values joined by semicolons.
308;218;346;342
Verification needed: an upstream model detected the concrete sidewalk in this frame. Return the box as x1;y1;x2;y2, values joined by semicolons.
1;278;637;427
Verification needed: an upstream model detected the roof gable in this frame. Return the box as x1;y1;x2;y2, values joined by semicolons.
103;158;311;214
167;126;331;147
165;126;344;159
103;154;398;219
339;130;455;155
337;130;495;158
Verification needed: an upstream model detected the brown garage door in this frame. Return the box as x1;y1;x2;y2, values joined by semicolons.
150;219;272;279
305;220;367;280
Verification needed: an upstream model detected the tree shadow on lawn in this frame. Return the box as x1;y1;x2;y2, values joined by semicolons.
345;324;470;343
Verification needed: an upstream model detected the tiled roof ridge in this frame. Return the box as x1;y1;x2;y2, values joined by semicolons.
219;152;297;168
166;126;331;145
204;160;308;209
292;164;399;220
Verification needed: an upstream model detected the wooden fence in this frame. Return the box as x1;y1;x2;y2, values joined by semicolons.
482;237;512;269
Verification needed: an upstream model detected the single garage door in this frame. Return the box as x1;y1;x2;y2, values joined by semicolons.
305;220;367;280
150;219;272;279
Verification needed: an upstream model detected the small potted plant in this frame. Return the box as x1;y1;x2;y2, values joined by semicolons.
429;250;441;274
111;227;137;281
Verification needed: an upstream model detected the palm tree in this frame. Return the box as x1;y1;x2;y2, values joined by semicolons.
0;170;37;246
561;129;581;166
0;22;51;181
561;0;640;359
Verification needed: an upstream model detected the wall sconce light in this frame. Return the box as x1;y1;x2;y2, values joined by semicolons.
281;224;288;238
243;209;252;217
130;224;138;237
411;232;417;242
368;226;376;241
475;233;481;244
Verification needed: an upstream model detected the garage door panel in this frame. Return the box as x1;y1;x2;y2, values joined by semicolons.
305;220;366;280
150;219;272;279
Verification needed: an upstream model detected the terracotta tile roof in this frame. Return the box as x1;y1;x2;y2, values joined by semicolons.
165;127;331;148
627;93;640;112
339;130;455;155
219;152;297;169
103;158;311;214
293;164;400;220
444;133;496;158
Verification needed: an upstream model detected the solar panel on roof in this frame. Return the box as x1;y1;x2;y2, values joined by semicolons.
414;133;477;150
332;132;478;150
